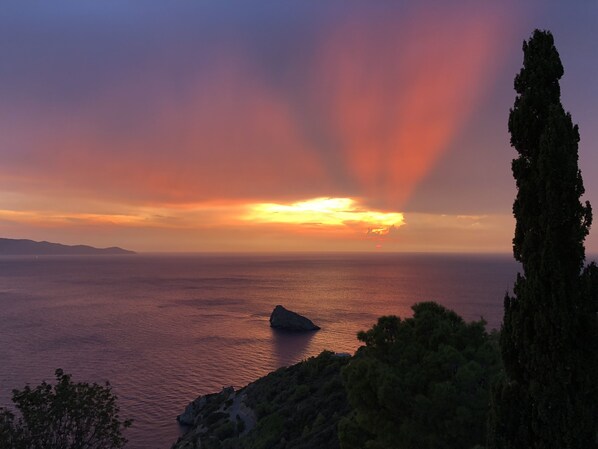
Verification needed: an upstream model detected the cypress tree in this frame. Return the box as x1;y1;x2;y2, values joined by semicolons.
490;30;598;449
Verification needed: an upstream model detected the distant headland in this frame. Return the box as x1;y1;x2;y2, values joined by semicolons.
0;238;136;255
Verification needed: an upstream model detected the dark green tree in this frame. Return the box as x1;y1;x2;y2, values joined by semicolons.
340;302;501;449
490;30;598;449
0;369;132;449
0;408;21;449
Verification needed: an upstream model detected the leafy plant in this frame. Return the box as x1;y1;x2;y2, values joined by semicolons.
0;369;131;449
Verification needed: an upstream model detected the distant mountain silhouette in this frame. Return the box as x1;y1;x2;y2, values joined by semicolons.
0;238;135;255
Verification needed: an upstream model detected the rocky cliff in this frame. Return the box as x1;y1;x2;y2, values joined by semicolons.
172;351;351;449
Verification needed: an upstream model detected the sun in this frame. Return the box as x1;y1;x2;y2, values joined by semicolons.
243;197;405;235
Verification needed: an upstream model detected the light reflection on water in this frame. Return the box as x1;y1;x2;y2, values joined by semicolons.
0;253;518;449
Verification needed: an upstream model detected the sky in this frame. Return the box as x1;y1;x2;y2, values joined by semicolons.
1;1;597;253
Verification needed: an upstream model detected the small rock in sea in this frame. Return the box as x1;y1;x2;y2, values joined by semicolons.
269;305;320;331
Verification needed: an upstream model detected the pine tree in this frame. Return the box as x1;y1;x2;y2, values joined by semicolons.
490;29;598;449
340;303;501;449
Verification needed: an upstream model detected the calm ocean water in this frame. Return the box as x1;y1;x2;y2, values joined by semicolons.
0;253;519;449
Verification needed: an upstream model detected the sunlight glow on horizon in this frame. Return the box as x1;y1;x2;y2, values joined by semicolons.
244;197;405;236
0;200;514;252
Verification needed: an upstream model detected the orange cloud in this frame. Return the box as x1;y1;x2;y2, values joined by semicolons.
243;197;405;239
1;60;329;207
0;197;516;253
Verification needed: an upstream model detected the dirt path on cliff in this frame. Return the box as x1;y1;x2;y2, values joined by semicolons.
228;391;256;436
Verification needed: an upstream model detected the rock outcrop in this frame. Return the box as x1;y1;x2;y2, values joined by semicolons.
175;386;256;448
269;305;320;331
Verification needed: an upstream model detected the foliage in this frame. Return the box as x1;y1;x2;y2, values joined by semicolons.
0;408;21;449
0;369;132;449
240;351;351;449
490;29;598;449
173;351;351;449
340;302;501;449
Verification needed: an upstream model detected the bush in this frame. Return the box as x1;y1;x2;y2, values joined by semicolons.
0;369;131;449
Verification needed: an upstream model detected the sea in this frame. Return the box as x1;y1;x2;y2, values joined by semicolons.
0;252;520;449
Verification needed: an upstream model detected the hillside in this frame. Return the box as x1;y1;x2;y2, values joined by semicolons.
0;238;135;255
173;351;351;449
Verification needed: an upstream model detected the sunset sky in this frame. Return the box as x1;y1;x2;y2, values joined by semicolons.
1;1;597;252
